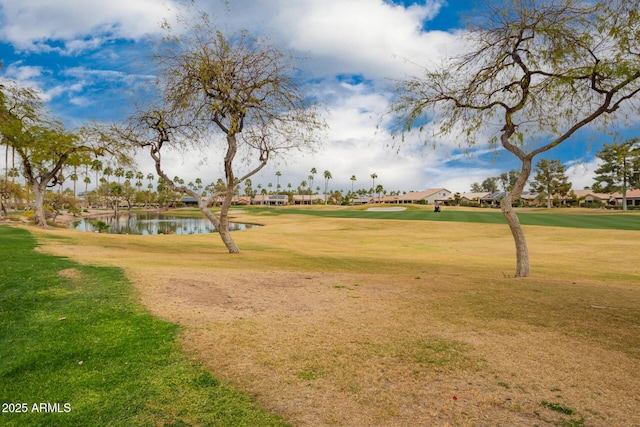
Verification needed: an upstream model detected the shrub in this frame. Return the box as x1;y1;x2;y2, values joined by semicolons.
23;206;55;222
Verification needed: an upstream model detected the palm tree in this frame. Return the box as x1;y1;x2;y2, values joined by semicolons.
300;180;307;204
83;176;91;205
275;171;281;193
244;178;253;202
309;167;317;203
70;169;78;197
323;170;332;204
103;166;113;184
370;173;378;196
125;170;134;184
114;166;125;184
350;175;357;204
91;160;103;191
135;171;144;193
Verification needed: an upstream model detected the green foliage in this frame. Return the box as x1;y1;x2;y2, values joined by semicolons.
88;219;110;233
0;83;133;226
541;400;574;415
531;159;572;208
22;206;55;222
295;370;318;381
0;226;289;427
481;177;499;193
593;138;640;193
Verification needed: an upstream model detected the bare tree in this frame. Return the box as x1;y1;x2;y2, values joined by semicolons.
388;0;640;277
127;12;326;253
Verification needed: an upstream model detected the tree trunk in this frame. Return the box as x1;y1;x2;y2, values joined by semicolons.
500;157;533;277
32;183;47;226
219;133;240;253
218;190;239;253
500;196;530;277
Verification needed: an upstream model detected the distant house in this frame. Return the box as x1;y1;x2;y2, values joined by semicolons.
381;188;452;204
480;192;506;207
611;189;640;207
520;191;540;206
231;196;251;206
458;192;490;205
480;191;539;207
292;194;325;205
179;195;199;207
252;194;288;206
570;189;616;206
350;196;373;205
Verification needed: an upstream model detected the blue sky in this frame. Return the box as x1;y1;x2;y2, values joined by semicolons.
0;0;632;194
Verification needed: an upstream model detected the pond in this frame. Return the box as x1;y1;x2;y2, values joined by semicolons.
71;211;259;235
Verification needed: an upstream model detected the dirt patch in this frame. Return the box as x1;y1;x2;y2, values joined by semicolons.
129;267;640;426
132;269;484;426
58;268;83;281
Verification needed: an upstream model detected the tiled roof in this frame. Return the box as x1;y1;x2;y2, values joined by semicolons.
570;190;615;200
459;192;490;199
618;189;640;198
391;188;451;201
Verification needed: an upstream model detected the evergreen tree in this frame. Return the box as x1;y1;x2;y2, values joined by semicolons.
481;177;499;193
592;138;640;210
531;159;571;208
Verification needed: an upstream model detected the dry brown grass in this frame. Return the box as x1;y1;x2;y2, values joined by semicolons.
28;208;640;426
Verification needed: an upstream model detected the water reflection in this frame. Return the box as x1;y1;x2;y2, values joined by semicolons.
71;212;259;235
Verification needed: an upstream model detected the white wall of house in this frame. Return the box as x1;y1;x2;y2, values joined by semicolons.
427;190;452;204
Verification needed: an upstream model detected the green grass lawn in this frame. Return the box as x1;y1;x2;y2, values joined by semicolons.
238;205;640;230
0;226;289;427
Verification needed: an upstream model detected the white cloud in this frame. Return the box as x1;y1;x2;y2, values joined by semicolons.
0;0;183;53
271;0;457;79
2;0;618;196
3;62;44;81
196;0;459;80
566;158;601;190
129;74;503;195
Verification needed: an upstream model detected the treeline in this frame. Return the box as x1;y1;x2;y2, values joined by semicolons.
470;137;640;208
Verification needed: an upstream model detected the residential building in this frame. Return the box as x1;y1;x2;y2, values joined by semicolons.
569;189;616;206
457;192;490;205
379;188;452;204
252;194;288;206
292;194;325;205
611;189;640;207
480;191;539;207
